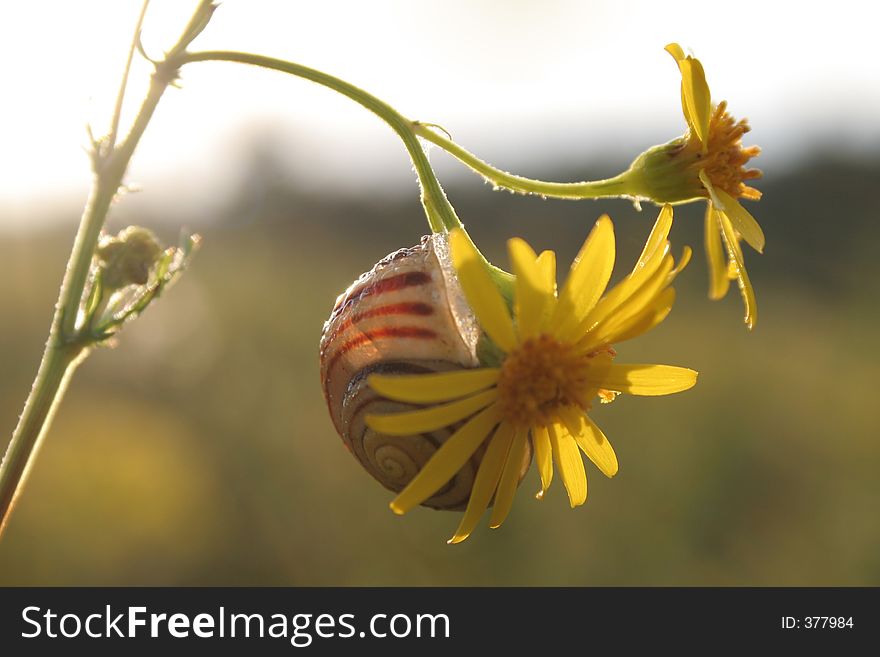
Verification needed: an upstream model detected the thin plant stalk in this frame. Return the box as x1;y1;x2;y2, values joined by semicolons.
0;0;216;539
176;50;514;289
411;121;638;199
179;50;463;234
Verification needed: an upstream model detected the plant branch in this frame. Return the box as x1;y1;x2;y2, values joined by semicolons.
178;50;461;235
0;0;217;540
411;121;638;200
106;0;151;152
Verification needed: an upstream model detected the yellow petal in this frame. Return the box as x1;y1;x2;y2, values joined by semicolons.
718;211;758;329
582;254;675;350
449;229;516;352
551;215;615;342
684;56;711;148
713;188;765;253
610;287;676;344
636;204;673;270
579;206;672;338
668;245;692;281
548;422;587;507
558;407;618;478
369;368;500;404
698;170;723;207
366;388;498;436
614;252;675;314
700;174;766;254
489;427;529;528
595;364;698;396
536;250;558;330
536;250;557;291
666;45;700;142
508;238;551;340
390;403;503;515
679;85;696;140
532;424;553;499
448;421;515;544
705;204;731;300
668;47;711;149
664;43;686;61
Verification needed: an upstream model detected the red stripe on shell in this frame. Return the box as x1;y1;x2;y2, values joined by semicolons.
323;301;434;348
333;271;432;317
324;326;439;378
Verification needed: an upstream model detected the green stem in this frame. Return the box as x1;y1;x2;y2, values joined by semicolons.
0;0;216;540
107;0;151;152
178;50;462;235
60;65;177;339
412;121;640;199
0;346;83;536
178;50;514;298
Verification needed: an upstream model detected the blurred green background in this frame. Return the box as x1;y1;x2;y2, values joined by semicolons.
1;146;878;585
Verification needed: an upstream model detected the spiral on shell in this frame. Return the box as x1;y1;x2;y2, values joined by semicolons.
320;233;531;511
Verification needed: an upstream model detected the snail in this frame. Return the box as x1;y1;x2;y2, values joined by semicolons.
320;233;531;511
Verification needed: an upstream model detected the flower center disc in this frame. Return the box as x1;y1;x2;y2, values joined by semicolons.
498;334;605;428
700;101;762;200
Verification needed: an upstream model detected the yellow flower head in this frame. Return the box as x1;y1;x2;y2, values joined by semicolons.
365;207;697;543
666;43;764;329
627;44;764;329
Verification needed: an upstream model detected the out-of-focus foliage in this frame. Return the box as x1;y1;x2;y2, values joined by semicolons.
0;151;878;585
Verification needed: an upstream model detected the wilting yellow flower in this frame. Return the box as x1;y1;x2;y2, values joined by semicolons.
666;43;764;328
365;207;697;543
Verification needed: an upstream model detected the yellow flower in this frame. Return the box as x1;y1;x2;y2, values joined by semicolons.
365;207;697;543
665;43;765;329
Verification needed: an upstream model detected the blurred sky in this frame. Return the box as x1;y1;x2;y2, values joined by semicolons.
1;0;879;227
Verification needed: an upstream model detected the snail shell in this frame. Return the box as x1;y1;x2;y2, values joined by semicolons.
320;233;531;511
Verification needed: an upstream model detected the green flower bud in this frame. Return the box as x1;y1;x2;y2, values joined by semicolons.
622;137;708;205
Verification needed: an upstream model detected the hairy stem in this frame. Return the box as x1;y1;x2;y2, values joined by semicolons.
0;0;216;540
412;121;639;199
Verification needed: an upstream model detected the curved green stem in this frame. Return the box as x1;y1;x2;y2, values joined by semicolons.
177;50;514;298
179;50;461;235
412;121;641;200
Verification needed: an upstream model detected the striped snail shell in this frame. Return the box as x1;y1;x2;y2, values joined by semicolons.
320;233;531;511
